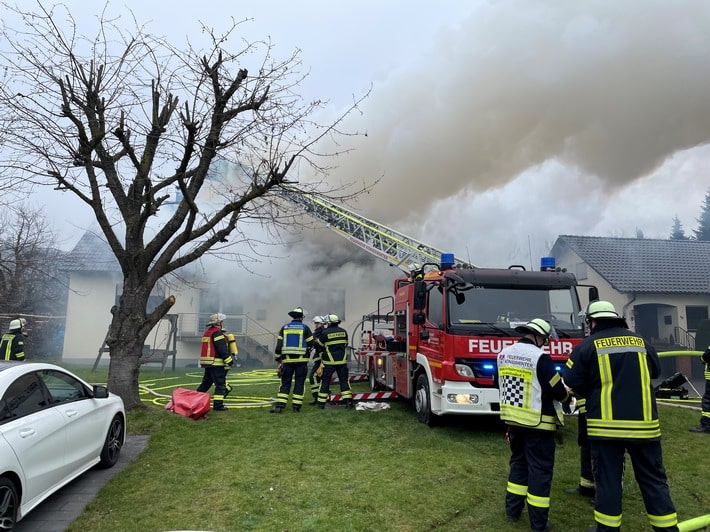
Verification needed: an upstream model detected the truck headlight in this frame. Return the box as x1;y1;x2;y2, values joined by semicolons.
454;364;474;377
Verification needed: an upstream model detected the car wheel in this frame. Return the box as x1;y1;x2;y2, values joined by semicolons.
0;477;19;530
414;373;437;426
98;415;124;469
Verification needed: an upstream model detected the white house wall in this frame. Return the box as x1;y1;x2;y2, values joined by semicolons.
63;271;120;364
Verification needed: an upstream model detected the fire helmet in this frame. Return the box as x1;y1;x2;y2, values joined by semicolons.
9;318;26;332
326;314;341;325
208;313;226;325
288;307;305;319
515;318;551;340
313;315;325;324
586;301;620;320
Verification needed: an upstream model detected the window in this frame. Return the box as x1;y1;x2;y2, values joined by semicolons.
0;374;48;423
686;306;709;331
38;370;89;404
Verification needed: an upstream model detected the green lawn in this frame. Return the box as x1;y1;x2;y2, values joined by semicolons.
66;366;709;532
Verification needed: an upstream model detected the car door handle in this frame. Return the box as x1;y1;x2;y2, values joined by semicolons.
64;409;78;417
19;428;36;438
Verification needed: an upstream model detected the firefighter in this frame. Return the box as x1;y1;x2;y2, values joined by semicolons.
498;318;571;532
271;307;314;413
307;315;326;405
316;314;353;409
564;301;678;532
689;344;710;433
196;313;234;411
565;395;596;502
1;318;27;361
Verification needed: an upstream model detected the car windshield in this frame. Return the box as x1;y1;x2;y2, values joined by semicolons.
448;285;583;331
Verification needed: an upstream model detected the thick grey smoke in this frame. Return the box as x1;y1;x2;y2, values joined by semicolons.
327;0;710;226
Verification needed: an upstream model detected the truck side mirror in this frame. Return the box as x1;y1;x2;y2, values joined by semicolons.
412;312;426;325
413;279;427;311
589;286;599;302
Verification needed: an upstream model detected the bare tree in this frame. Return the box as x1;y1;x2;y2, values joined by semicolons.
0;3;367;408
0;206;63;315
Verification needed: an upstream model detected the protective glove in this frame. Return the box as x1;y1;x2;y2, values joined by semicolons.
316;364;324;378
276;363;283;377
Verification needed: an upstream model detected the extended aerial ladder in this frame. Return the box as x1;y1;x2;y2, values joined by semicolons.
277;185;472;273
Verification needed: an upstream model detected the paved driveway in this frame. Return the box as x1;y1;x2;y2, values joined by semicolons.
15;435;149;532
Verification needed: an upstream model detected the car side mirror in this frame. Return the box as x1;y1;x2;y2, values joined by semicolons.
93;385;109;399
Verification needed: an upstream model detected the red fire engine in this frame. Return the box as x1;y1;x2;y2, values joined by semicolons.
358;256;598;424
279;186;598;424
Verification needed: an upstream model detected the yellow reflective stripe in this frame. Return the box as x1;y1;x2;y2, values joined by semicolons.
599;353;613;421
500;405;540;426
587;417;661;439
549;372;561;387
506;481;527;496
638;351;653;420
594;510;622;528
648;512;678;528
283;356;310;363
565;358;574;369
580;477;595;489
526;493;550;508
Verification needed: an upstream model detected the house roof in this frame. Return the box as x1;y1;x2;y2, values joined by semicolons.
61;230;121;273
550;235;710;295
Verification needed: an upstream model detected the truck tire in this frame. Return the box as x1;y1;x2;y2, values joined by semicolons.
368;367;382;391
414;373;437;426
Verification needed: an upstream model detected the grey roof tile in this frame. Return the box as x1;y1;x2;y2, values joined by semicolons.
551;235;710;295
61;231;121;273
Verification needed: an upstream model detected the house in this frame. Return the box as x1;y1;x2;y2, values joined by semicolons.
550;235;710;379
59;229;372;369
60;230;277;368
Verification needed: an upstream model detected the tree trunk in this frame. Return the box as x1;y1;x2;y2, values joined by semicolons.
107;337;145;409
105;278;153;409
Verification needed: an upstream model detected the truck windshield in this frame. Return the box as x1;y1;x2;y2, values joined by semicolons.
447;286;583;331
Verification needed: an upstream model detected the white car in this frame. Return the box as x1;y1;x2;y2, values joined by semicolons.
0;361;125;529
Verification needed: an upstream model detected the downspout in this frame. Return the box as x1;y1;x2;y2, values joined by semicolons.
622;294;637;332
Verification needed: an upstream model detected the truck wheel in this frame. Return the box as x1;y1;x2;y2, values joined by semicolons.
414;373;436;426
369;367;381;391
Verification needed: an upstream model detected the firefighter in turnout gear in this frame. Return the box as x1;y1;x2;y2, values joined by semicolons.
316;314;353;409
564;301;678;532
307;315;326;405
565;396;596;501
271;307;314;413
196;313;234;411
689;345;710;433
2;319;27;361
498;318;571;532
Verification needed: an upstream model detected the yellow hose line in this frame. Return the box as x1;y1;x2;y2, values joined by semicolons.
678;513;710;532
657;350;703;357
138;369;280;408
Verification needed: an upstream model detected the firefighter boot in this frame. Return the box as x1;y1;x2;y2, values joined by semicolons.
213;401;227;412
270;404;284;414
345;399;354;409
308;394;318;405
293;405;302;413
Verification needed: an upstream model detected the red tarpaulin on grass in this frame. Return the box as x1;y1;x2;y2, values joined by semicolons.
165;387;211;420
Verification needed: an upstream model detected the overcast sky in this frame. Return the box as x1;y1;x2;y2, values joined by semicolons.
14;0;710;312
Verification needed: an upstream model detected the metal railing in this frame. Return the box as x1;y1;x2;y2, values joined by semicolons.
672;326;695;350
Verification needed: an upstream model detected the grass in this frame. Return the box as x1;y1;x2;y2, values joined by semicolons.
61;365;709;532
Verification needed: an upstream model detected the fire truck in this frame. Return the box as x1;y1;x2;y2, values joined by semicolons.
279;186;598;424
